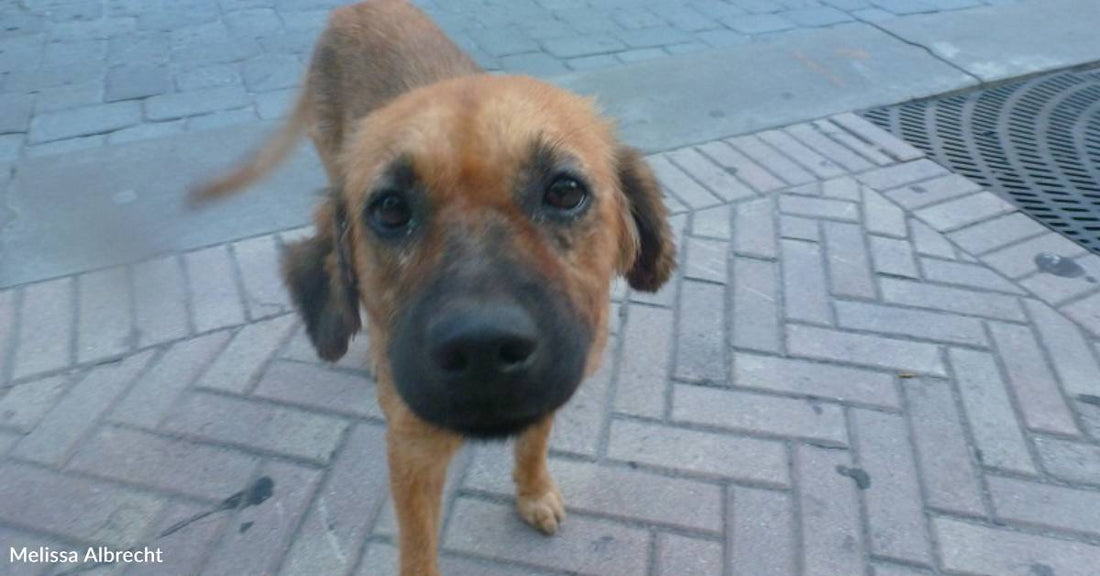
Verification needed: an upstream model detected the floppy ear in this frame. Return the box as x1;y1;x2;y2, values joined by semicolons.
616;146;676;292
281;196;362;361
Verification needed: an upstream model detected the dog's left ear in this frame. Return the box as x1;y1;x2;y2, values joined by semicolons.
616;146;676;292
281;195;362;362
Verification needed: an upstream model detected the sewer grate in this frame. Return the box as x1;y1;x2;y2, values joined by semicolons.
861;68;1100;254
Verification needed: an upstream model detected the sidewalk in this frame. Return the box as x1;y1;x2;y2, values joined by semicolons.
2;0;1100;575
2;110;1100;576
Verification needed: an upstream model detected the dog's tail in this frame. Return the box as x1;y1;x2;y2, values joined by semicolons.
189;91;310;204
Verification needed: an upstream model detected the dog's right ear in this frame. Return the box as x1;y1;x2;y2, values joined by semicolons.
281;196;362;362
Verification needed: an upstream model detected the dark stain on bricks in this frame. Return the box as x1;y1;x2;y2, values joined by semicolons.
835;465;871;490
239;521;255;533
591;534;615;553
160;476;275;538
1035;252;1090;280
1030;563;1056;576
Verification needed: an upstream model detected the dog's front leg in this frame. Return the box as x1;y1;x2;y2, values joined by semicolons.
513;416;566;535
387;419;463;576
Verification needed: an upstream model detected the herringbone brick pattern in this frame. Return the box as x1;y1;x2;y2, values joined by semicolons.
2;113;1100;575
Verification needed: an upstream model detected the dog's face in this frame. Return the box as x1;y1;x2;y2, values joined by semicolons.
283;75;674;437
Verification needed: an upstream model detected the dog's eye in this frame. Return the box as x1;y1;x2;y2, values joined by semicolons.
543;177;588;212
368;192;412;232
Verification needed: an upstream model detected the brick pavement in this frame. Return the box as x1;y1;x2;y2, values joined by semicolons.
0;0;1014;160
2;110;1100;575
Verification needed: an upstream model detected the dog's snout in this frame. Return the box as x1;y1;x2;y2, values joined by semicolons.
428;303;539;380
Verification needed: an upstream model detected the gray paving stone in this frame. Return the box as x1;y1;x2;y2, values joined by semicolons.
779;194;859;222
830;112;923;162
780;215;820;241
781;239;832;325
875;0;938;14
5;62;106;93
1034;435;1100;486
443;498;650;576
609;418;788;485
254;360;382;418
551;342;614;456
658;534;724;576
467;446;724;532
195;314;295;393
857;159;948;192
835;300;986;346
684;236;728;283
566;54;619;70
698;141;786;192
0;94;34;134
733;196;778;259
884;173;982;210
870;235;919;278
760;129;847;179
727;486;796;576
692;205;732;240
734;352;900;407
947;211;1047;255
823;221;877;298
852;409;931;564
731;256;781;353
649;154;722;209
910;218;956;259
176;62;242;91
981;232;1090;279
0;374;68;433
863;187;907;238
786;5;854;26
242;53;301;92
727;134;815;186
616;304;674;415
110;331;230;428
542;34;626;58
69;425;259;500
1026;299;1100;397
0;135;22;162
76;265;132;363
674;384;846;444
618;26;693;49
108;117;186;143
12;277;73;379
232;233;290;318
902;376;985;515
949;347;1036;474
255;86;296;118
105;64;171;101
0;461;162;547
128;500;226;576
108;33;169;66
163;390;346;462
880;277;1026;321
42;39;106;66
920;257;1025;294
29;100;140;143
988;321;1079;435
789;323;945;375
202;460;320;576
11;351;151;466
25;133;105;157
145;85;251;120
1063;291;1100;338
0;290;13;380
988;475;1100;536
184;245;246;332
675;281;727;383
696;28;751;47
186;106;257;131
915;191;1015;232
723;13;796;33
281;423;389;576
224;7;283;37
670;147;755;201
813;118;893;166
796;445;864;576
935;517;1100;576
132;255;190;346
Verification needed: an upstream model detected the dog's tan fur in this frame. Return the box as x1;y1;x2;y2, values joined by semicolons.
193;2;674;574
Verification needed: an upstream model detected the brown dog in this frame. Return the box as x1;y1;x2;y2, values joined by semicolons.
194;1;674;574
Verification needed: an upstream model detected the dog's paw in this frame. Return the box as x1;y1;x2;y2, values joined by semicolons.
516;486;565;535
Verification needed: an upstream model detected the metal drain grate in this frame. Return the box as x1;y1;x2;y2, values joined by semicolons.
861;68;1100;254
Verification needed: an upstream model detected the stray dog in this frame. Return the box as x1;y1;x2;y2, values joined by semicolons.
193;1;674;574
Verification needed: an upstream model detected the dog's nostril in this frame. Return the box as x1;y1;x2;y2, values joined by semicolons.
498;339;536;368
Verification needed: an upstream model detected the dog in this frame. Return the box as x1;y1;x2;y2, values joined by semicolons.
193;1;675;574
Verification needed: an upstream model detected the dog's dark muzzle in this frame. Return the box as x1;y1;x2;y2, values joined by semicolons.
389;269;590;438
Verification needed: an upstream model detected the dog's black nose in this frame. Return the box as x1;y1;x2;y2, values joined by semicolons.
427;303;538;381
